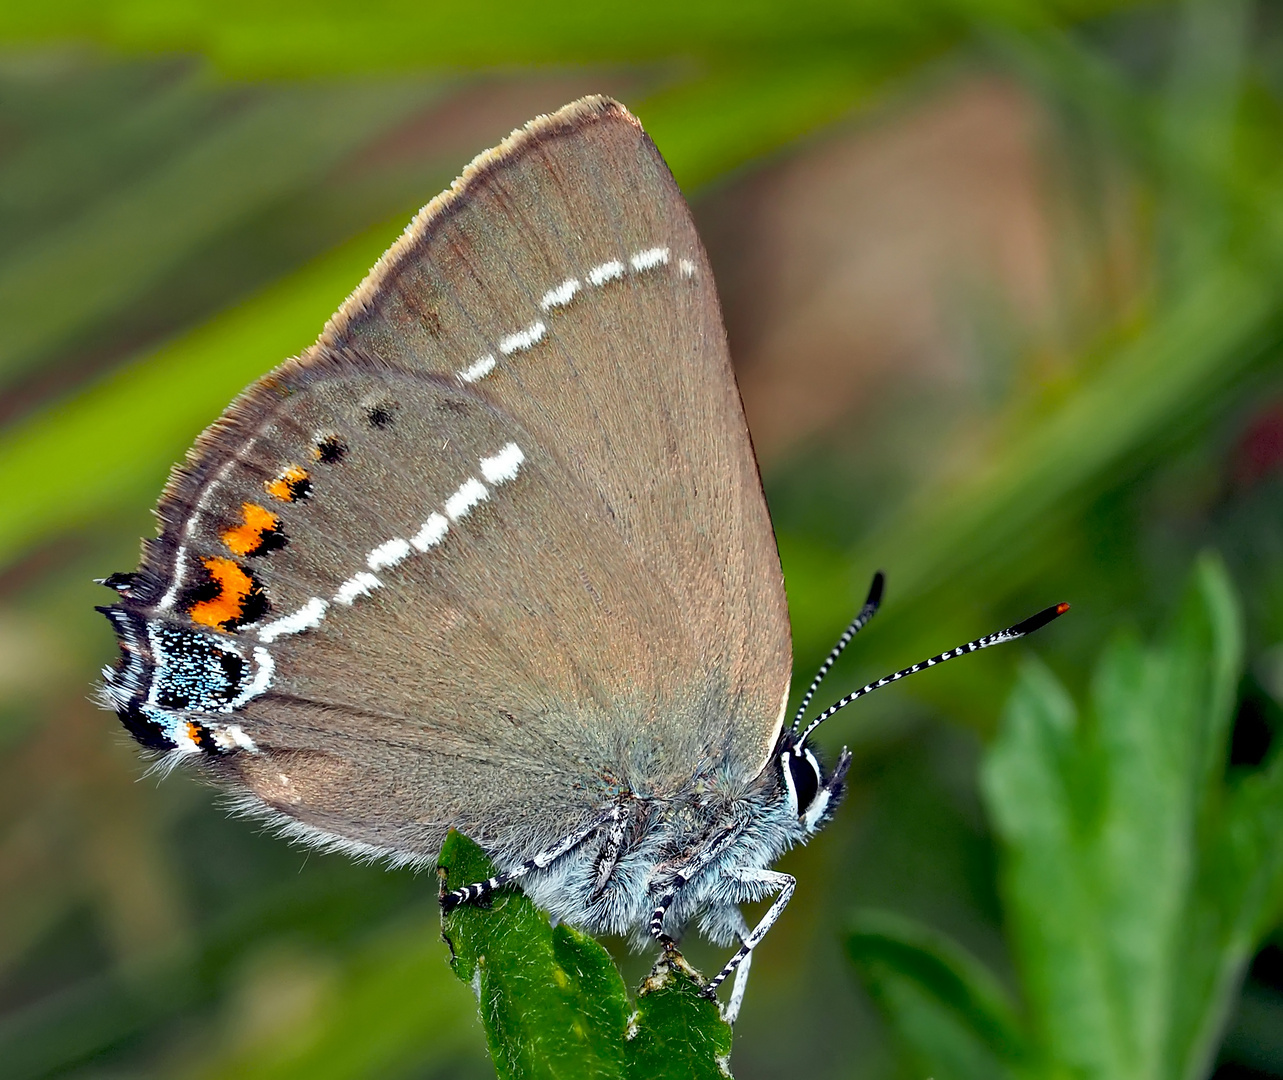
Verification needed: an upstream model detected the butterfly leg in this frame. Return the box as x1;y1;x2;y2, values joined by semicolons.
647;826;743;951
590;808;631;899
702;868;795;1003
440;808;621;913
647;872;690;953
724;908;754;1025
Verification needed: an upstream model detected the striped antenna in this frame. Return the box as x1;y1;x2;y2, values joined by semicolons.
791;572;885;733
797;601;1070;747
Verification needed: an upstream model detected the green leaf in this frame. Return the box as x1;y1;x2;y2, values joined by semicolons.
625;959;733;1080
978;553;1283;1080
440;832;630;1080
845;909;1031;1080
437;832;732;1080
849;556;1283;1080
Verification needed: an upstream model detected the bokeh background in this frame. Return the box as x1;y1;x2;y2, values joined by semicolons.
2;2;1283;1077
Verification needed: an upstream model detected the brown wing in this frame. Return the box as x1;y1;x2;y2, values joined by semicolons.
103;97;791;861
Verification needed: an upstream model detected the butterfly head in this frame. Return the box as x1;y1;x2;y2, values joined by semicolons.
774;729;851;835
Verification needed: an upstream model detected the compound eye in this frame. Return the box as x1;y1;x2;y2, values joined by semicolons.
787;750;821;816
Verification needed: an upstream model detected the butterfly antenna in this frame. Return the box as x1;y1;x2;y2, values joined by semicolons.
790;572;885;734
797;601;1070;746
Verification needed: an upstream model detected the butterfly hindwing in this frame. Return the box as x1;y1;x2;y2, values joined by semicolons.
101;97;791;863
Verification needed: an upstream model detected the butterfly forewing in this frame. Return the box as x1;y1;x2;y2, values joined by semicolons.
105;96;791;862
322;97;791;752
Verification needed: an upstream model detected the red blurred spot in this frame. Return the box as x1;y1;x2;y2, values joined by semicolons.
1234;402;1283;486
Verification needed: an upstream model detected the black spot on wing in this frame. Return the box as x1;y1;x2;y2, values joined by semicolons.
315;435;347;464
367;403;396;428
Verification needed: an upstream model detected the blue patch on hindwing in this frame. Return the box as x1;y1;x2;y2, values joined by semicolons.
148;623;245;711
100;607;262;753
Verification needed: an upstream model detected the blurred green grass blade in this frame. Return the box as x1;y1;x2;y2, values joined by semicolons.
5;893;482;1080
0;864;441;1080
0;78;440;387
991;20;1283;265
439;832;733;1080
637;60;885;190
0;216;403;567
184;907;484;1080
1159;0;1250;282
848;977;1019;1079
0;61;220;252
844;908;1029;1078
778;16;1283;709
0;50;167;134
871;267;1275;604
783;261;1278;668
0;1;1143;75
0;78;891;570
980;554;1257;1080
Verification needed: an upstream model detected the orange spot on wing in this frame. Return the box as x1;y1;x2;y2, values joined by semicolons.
266;465;310;502
222;503;279;556
189;558;255;630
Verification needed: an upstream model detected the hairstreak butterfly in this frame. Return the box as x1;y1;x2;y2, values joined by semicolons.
98;95;1066;1021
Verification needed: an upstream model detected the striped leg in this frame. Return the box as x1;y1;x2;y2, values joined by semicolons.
702;868;795;1001
439;810;618;913
590;810;630;899
647;870;689;950
647;827;743;949
723;907;754;1025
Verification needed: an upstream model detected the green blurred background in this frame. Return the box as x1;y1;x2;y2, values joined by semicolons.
2;1;1283;1077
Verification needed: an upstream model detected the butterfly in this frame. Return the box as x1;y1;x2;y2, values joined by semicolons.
99;96;1065;1022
